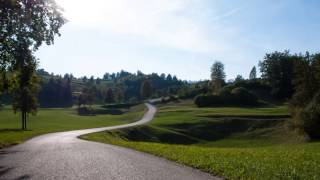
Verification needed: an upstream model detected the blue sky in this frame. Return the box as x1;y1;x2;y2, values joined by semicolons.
36;0;320;81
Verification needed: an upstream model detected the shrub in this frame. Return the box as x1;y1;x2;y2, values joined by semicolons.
231;87;259;106
301;92;320;139
77;107;93;115
194;94;223;107
194;87;259;107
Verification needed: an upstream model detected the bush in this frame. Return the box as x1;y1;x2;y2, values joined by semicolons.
301;92;320;139
231;87;259;106
194;87;259;107
102;102;140;109
194;94;223;107
77;107;93;115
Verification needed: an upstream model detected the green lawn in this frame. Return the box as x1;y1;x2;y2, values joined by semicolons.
0;104;146;149
82;101;320;180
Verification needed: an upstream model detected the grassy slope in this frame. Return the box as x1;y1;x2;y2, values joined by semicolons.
0;104;146;149
82;101;320;180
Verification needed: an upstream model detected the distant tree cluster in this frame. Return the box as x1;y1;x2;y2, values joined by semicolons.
17;69;183;110
38;75;73;107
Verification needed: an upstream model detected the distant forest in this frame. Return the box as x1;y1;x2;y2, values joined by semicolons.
0;69;184;107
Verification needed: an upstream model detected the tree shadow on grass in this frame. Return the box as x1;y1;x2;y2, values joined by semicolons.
0;129;32;134
0;129;24;133
77;107;125;116
161;118;283;142
108;118;285;145
113;126;199;145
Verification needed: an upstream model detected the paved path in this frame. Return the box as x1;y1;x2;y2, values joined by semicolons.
0;103;219;180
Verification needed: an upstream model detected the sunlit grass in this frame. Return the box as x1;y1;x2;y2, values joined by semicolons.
0;104;146;148
82;102;320;179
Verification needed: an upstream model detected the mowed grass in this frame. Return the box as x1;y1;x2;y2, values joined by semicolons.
0;104;146;149
82;101;320;180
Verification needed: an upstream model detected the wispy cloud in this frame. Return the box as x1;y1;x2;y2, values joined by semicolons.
56;0;243;54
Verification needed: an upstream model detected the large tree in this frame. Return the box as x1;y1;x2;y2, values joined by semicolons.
210;61;226;94
259;51;295;99
290;53;320;138
0;0;65;130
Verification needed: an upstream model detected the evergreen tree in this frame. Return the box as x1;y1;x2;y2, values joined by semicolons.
249;66;257;80
235;75;244;82
211;61;226;94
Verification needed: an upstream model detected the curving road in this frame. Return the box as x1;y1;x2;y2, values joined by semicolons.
0;103;219;180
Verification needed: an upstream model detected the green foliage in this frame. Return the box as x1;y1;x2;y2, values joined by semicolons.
300;92;320;138
249;66;257;80
194;87;259;107
10;56;39;115
194;94;223;107
290;52;320;139
105;88;115;104
259;51;295;99
231;87;259;106
140;80;153;99
0;0;65;129
234;74;244;82
211;61;226;94
38;76;73;107
102;102;140;109
177;81;209;99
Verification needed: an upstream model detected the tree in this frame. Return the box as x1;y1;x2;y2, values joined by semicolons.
105;88;115;104
235;75;244;82
96;78;101;85
103;73;110;80
259;51;295;99
0;0;65;129
249;66;257;80
290;52;320;138
167;74;173;81
141;80;152;99
211;61;226;94
89;76;95;84
82;76;88;83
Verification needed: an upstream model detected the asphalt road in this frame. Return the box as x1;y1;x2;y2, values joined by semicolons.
0;103;219;180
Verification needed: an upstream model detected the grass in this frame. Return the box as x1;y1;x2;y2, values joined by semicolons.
0;104;146;149
81;101;320;180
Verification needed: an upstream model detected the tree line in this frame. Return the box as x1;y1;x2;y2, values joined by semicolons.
20;69;182;108
194;50;320;139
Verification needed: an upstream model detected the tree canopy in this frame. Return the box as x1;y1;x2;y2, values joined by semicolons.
210;61;226;94
0;0;66;129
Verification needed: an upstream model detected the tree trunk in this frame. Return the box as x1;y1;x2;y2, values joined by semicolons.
24;111;27;130
21;112;24;130
21;111;27;130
